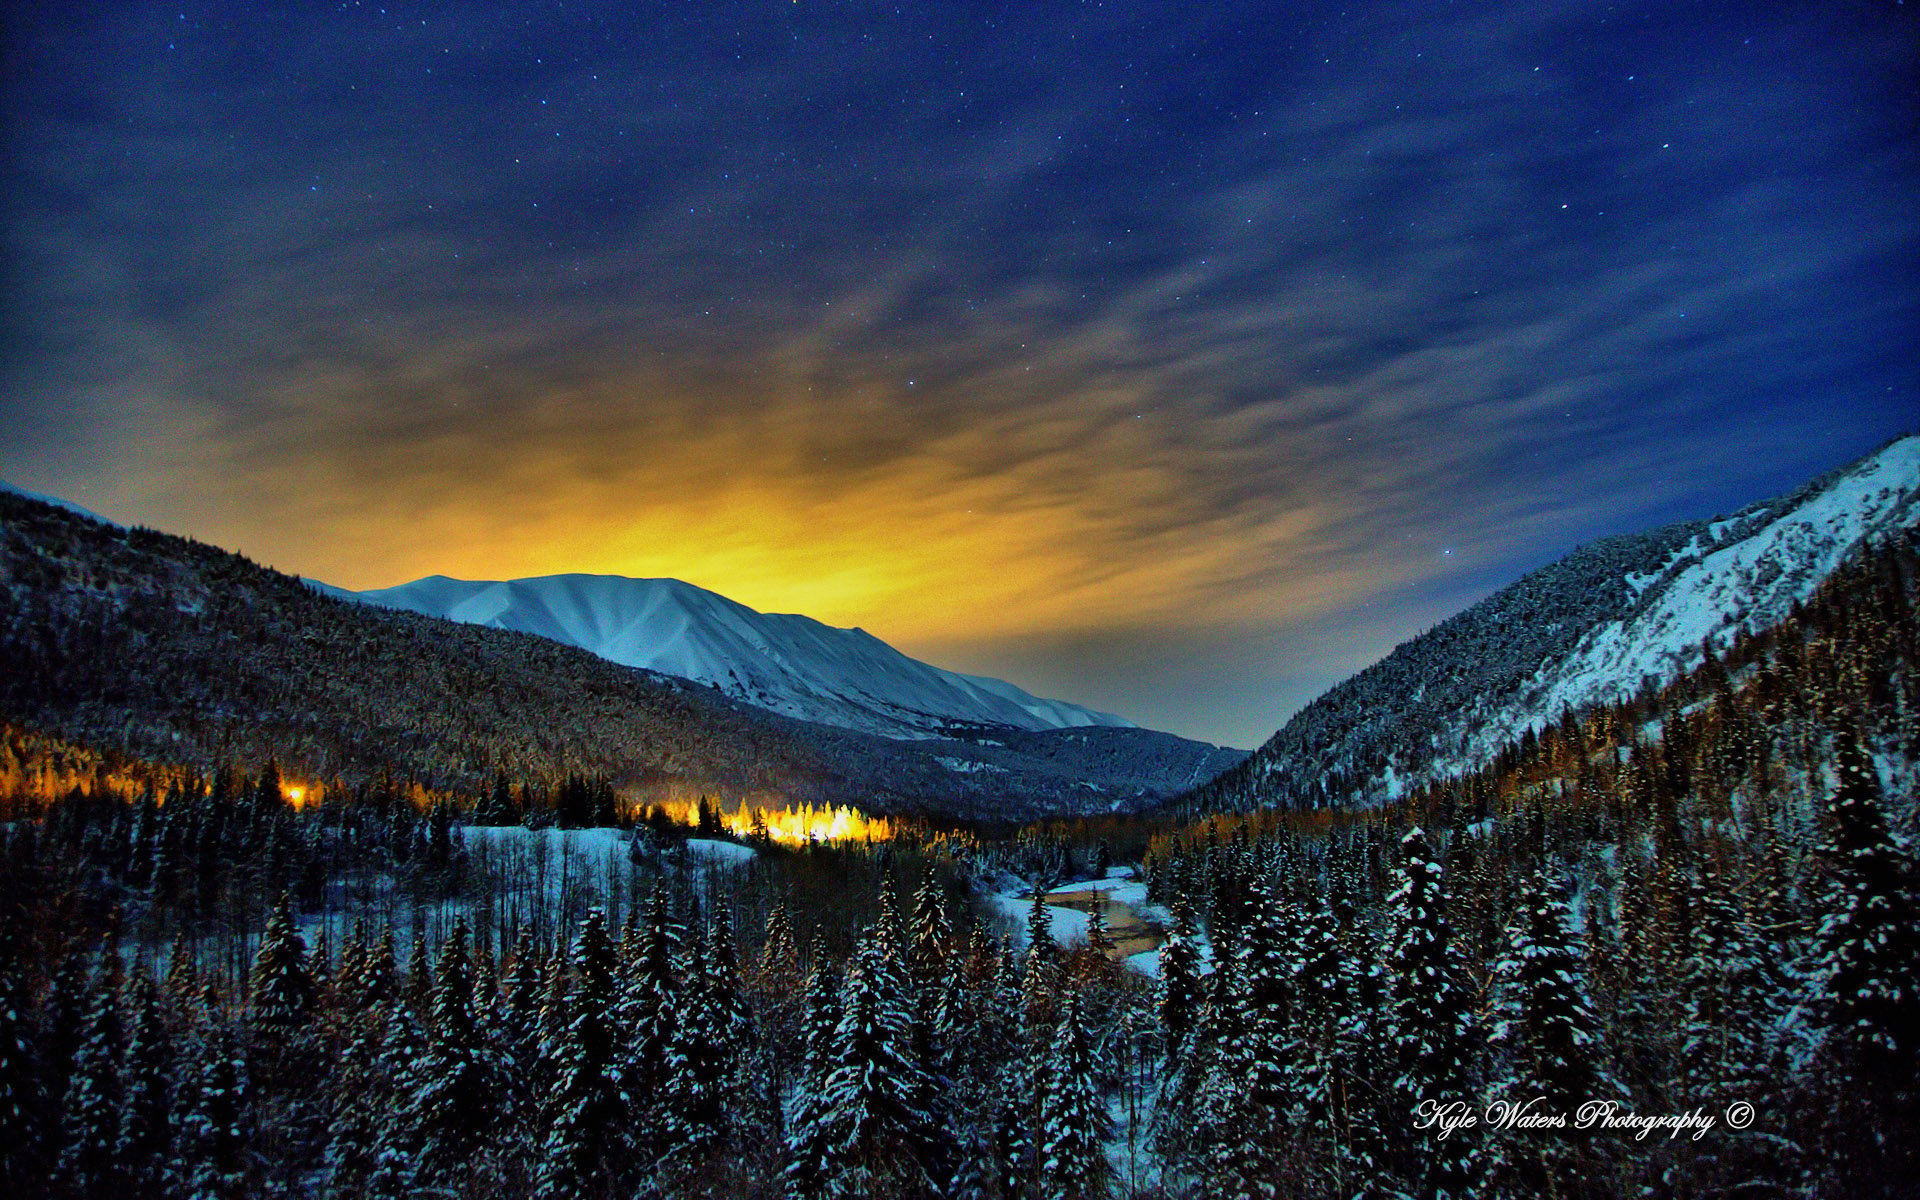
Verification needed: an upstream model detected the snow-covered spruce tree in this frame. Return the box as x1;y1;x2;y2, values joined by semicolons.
1386;826;1480;1200
1036;989;1114;1200
1674;863;1789;1104
0;923;44;1193
56;951;126;1198
500;926;545;1087
172;985;253;1200
359;1002;426;1200
322;995;400;1198
1805;728;1920;1196
983;940;1036;1199
783;925;940;1199
248;892;315;1044
1486;861;1612;1199
1157;898;1204;1066
657;915;747;1179
797;940;840;1098
535;910;631;1200
407;916;511;1191
1023;888;1062;1030
37;949;90;1165
117;972;173;1195
622;888;683;1165
908;876;953;993
1194;880;1304;1200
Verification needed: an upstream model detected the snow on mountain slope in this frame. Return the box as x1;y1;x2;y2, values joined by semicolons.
328;572;1134;740
1191;434;1920;812
0;481;117;527
1514;436;1920;742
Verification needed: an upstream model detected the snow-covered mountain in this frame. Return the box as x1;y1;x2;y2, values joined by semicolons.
1191;434;1920;812
317;573;1133;740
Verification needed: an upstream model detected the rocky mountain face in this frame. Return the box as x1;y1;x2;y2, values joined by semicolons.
1189;435;1920;812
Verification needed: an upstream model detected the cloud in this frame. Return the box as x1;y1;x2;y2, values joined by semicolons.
3;0;1913;743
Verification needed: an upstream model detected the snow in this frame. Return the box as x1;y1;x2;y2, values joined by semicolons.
1458;436;1920;770
325;572;1133;740
1048;878;1151;909
455;825;754;895
683;837;757;865
0;480;119;526
935;756;1006;775
985;892;1091;947
984;874;1169;977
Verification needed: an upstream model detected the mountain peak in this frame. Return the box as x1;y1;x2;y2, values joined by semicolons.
335;571;1133;740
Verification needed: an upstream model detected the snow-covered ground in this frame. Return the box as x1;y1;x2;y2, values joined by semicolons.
984;870;1172;976
458;824;757;871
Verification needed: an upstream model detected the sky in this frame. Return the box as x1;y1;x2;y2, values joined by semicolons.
2;0;1915;749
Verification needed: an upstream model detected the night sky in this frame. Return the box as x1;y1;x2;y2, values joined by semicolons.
3;1;1915;748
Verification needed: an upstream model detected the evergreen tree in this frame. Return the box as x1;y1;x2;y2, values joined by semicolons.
784;926;940;1198
1386;827;1479;1200
359;1003;426;1200
173;987;252;1200
117;973;173;1194
0;924;45;1194
56;952;126;1198
248;892;315;1042
623;889;682;1164
658;915;744;1172
534;910;630;1200
1036;990;1113;1200
1487;862;1610;1197
1807;729;1920;1195
1157;898;1203;1064
408;917;509;1191
1186;882;1299;1200
1023;889;1061;1030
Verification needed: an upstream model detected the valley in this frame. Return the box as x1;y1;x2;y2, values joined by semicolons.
1;437;1917;1199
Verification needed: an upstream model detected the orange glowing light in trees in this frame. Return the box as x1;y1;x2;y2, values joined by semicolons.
655;799;895;845
284;784;308;808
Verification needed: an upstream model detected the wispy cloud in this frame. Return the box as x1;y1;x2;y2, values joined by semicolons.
3;0;1912;744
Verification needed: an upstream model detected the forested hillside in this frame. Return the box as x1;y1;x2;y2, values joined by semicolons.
0;490;1238;821
1190;434;1920;813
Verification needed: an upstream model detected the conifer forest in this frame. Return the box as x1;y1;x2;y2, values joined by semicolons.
0;505;1916;1200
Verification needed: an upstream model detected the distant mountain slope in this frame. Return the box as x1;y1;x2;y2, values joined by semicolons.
318;573;1130;740
0;490;1238;819
1189;434;1920;812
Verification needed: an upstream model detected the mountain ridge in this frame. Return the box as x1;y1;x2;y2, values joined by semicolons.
317;571;1131;741
0;489;1242;819
1187;433;1920;812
